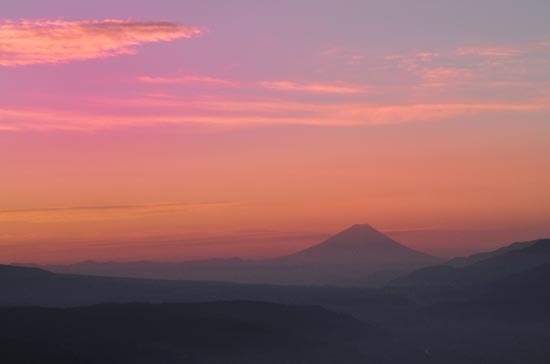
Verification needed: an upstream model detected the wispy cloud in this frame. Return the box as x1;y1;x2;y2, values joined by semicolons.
379;39;550;94
259;81;367;94
0;202;233;223
138;75;366;94
384;51;441;64
455;46;523;57
420;67;474;87
0;19;201;66
138;75;237;87
1;96;546;131
320;46;366;65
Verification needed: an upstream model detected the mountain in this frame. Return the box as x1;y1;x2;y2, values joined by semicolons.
446;240;537;267
20;224;438;286
5;237;550;364
391;238;550;291
0;301;389;364
276;224;438;267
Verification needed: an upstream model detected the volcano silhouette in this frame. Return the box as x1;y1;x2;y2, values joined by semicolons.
277;224;438;267
16;224;439;286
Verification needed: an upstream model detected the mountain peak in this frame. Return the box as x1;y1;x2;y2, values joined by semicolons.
349;223;375;229
278;224;438;266
325;224;400;249
340;223;387;237
346;224;379;232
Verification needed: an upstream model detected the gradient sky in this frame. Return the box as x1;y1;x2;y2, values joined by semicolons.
1;0;549;263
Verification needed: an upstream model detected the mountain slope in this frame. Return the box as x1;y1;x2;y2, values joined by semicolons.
446;240;537;267
391;238;550;291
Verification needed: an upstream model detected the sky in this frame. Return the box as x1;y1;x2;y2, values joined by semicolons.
1;0;549;263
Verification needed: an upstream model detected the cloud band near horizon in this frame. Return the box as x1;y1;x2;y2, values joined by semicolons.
0;97;546;131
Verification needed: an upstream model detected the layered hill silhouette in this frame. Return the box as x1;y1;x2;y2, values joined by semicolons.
5;233;550;364
0;263;412;315
446;240;537;267
27;224;439;286
391;238;550;291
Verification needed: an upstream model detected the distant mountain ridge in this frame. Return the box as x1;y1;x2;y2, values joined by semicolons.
446;240;537;267
21;224;439;286
0;263;414;318
391;238;550;291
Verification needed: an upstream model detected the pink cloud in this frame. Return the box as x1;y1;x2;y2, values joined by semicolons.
0;19;201;66
420;67;474;86
320;47;366;65
137;75;238;87
383;51;443;78
414;52;442;62
139;76;366;94
455;46;522;57
1;96;545;132
259;81;367;94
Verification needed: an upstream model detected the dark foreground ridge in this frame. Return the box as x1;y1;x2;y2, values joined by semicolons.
0;301;389;364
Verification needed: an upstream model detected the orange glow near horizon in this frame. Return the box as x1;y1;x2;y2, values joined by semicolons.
1;4;550;264
2;119;549;263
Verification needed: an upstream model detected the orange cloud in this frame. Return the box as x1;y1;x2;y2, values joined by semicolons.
0;19;201;66
259;80;367;94
0;202;233;223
